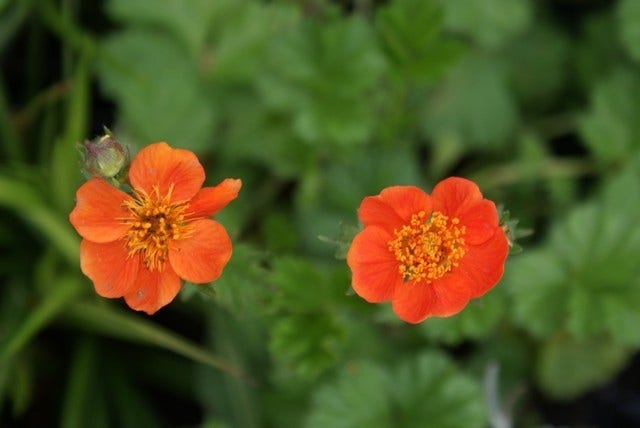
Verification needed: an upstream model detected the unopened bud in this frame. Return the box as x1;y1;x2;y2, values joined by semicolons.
80;133;130;185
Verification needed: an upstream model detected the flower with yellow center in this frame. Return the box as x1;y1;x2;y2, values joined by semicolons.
388;211;466;283
70;142;241;314
347;178;508;323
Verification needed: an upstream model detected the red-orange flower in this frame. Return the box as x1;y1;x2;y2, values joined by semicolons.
69;142;241;314
346;177;508;323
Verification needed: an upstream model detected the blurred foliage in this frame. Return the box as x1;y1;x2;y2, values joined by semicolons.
3;0;640;426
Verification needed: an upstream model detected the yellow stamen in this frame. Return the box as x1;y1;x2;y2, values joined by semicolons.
122;185;193;271
388;211;466;283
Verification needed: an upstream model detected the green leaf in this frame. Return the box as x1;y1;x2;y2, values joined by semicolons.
506;24;570;110
269;257;349;379
575;12;625;92
97;30;214;151
536;334;631;400
0;276;82;362
306;362;391;428
505;251;569;338
271;257;346;313
420;290;505;345
422;54;518;149
579;68;640;163
61;339;96;428
0;174;80;267
507;161;640;345
617;0;640;63
106;0;221;57
306;352;485;428
439;0;532;49
212;244;269;317
375;0;463;83
270;313;345;380
258;15;386;149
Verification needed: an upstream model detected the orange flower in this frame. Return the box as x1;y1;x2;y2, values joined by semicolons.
69;142;241;314
346;177;508;323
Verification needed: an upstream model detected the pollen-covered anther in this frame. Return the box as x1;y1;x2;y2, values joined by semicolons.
388;211;466;283
122;185;193;271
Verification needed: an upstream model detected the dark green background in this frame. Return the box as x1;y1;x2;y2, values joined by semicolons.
2;0;640;426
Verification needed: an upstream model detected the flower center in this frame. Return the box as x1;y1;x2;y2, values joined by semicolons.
388;211;466;283
122;185;193;271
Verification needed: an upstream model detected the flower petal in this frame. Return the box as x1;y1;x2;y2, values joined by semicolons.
347;226;402;303
391;273;473;323
457;228;509;299
80;239;139;298
359;186;431;229
391;281;438;324
128;142;205;202
186;178;242;219
69;178;131;243
124;264;182;315
459;199;500;245
431;177;483;218
428;272;474;317
169;219;232;283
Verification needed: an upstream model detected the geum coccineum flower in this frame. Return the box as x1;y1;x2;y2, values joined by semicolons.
347;177;508;324
69;142;241;314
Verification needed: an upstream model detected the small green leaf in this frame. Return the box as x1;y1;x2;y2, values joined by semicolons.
212;244;269;317
271;257;345;313
270;313;345;380
98;30;214;151
375;0;463;83
420;291;505;345
306;362;391;428
537;334;631;400
439;0;532;49
259;15;386;149
506;251;569;338
506;160;640;345
506;24;570;109
422;55;518;149
579;68;640;163
106;0;221;57
617;0;640;63
306;352;486;428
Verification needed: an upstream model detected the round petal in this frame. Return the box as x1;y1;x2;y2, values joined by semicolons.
186;178;242;219
129;142;205;202
358;186;432;230
458;199;500;245
124;264;182;315
347;226;402;303
80;239;139;298
169;219;232;283
456;229;509;299
431;177;483;218
69;178;131;243
391;281;438;324
391;273;473;323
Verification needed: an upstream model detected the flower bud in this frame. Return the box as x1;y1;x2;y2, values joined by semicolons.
81;133;130;185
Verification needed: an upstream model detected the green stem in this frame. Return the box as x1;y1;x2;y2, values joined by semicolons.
471;157;597;189
62;301;249;381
